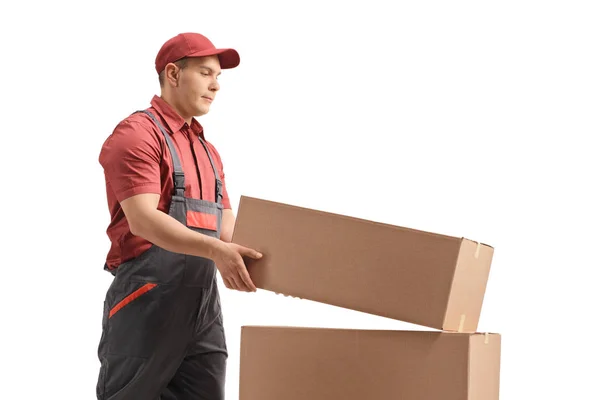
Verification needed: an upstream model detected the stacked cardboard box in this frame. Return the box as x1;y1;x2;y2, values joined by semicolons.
232;196;500;399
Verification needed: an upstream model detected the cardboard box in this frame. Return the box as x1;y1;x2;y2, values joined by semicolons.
239;326;501;400
232;196;494;332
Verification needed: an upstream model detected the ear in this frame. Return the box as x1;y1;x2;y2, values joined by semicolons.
164;63;182;87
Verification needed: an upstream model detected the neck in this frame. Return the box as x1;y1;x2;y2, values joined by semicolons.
160;93;193;125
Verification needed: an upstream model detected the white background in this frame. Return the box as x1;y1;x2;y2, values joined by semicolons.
1;0;599;398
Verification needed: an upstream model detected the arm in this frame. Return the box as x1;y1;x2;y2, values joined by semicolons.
121;192;262;292
220;208;235;243
101;120;261;291
121;193;224;260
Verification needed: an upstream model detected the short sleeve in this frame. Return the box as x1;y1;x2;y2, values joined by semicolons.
99;120;162;202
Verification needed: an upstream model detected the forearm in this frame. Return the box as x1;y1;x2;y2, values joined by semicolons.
132;209;224;260
220;209;235;243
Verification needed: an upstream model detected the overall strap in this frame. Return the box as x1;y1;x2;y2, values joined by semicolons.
133;110;185;199
197;136;223;204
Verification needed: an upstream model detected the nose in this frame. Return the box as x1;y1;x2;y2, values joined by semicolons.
209;78;220;92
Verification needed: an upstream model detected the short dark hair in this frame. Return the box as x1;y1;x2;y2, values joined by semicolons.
159;57;189;87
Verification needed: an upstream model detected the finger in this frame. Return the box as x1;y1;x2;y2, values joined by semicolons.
231;275;248;292
240;246;263;259
227;268;241;290
222;277;233;290
226;277;238;291
238;265;257;292
235;256;256;291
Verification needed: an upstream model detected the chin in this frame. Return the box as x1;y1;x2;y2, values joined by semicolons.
194;107;210;117
200;103;212;113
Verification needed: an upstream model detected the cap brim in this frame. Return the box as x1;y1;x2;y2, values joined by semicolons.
187;48;240;69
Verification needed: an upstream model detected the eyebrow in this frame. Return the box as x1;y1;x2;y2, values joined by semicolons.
198;65;222;76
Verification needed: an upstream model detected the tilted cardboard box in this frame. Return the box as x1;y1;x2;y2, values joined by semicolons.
232;196;494;332
239;326;501;400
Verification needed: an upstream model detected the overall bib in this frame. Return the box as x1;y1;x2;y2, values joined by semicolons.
97;110;227;400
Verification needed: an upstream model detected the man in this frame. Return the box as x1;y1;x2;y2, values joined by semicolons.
96;32;262;400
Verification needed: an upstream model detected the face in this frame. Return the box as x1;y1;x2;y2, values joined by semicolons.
166;55;222;119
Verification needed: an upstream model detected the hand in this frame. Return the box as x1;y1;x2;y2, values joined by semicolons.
213;242;262;292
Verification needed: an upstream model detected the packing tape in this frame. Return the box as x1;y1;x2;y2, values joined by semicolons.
458;314;466;332
475;242;481;259
484;332;490;344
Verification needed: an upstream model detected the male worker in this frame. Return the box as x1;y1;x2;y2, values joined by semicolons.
96;32;262;399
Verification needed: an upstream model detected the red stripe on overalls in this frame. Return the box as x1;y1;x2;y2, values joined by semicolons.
109;283;157;318
186;211;217;231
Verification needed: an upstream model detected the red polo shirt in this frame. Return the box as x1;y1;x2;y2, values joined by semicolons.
99;95;232;271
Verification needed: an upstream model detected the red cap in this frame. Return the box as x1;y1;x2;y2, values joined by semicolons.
155;32;240;74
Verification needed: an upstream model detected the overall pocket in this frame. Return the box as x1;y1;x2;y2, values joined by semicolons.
105;281;177;357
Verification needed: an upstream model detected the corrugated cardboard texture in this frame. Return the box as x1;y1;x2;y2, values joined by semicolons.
232;196;493;331
239;326;501;400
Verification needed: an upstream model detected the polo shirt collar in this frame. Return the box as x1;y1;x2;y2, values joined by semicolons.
150;95;205;139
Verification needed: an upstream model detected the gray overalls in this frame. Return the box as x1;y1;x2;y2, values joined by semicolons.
96;110;227;399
